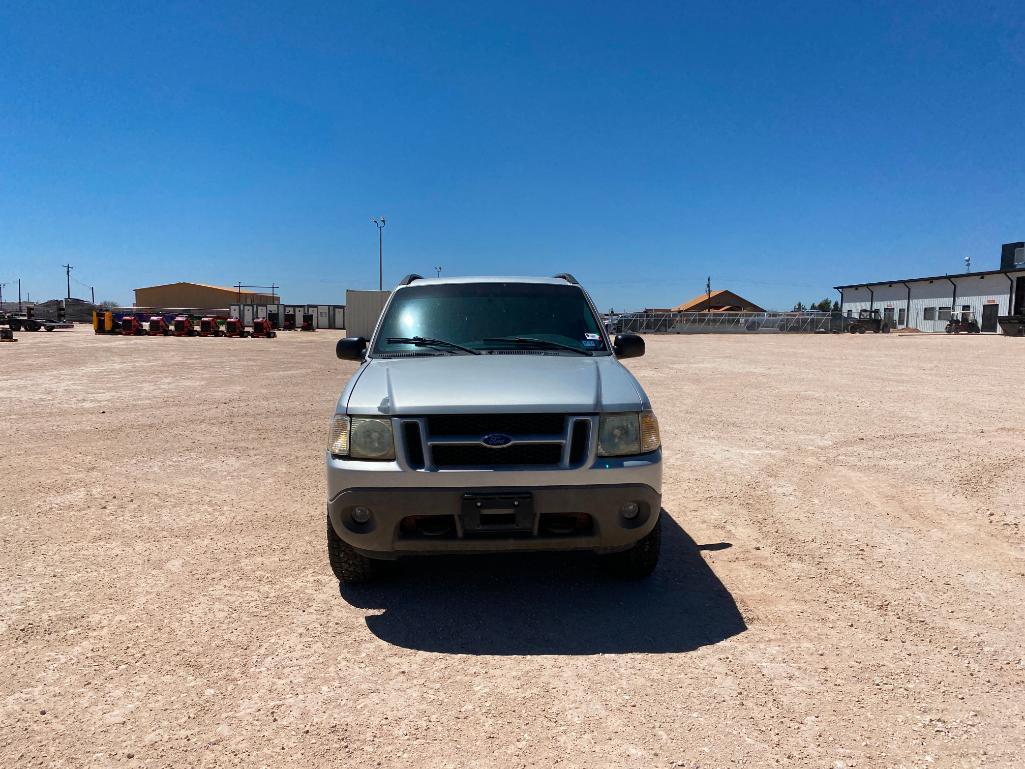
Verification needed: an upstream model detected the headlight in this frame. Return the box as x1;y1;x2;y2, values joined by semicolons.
349;417;396;460
327;415;396;460
598;411;660;457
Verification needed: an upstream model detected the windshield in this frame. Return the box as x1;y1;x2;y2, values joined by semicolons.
372;282;608;356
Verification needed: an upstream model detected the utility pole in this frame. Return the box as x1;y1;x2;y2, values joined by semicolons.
63;264;73;299
0;282;6;308
706;276;711;314
372;216;386;290
18;278;21;311
91;286;95;305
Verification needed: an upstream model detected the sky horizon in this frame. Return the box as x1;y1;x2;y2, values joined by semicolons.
2;2;1024;311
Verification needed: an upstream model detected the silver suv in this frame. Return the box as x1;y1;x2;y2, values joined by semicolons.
326;274;662;583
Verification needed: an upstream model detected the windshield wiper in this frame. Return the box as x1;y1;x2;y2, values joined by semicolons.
386;336;480;355
481;336;592;355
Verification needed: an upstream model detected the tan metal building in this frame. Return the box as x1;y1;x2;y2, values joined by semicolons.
134;282;277;309
672;289;765;313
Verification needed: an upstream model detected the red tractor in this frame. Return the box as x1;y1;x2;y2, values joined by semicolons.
121;316;145;336
172;315;197;337
199;317;223;337
251;317;277;338
224;317;250;338
282;312;296;331
148;316;170;336
300;313;315;331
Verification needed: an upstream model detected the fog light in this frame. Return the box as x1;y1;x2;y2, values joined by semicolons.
352;506;372;524
620;502;640;519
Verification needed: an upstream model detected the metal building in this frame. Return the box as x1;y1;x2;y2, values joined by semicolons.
135;282;277;308
344;290;390;339
836;241;1025;333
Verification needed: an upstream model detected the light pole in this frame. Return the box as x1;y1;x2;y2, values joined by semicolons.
0;282;6;308
435;266;442;277
372;216;386;290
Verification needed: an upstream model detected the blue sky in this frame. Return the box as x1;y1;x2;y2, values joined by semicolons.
2;1;1024;310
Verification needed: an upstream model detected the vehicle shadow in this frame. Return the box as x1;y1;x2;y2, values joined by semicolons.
338;510;747;655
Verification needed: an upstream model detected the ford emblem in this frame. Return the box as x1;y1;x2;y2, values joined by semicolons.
481;433;513;448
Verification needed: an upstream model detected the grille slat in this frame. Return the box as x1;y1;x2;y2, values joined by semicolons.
426;413;565;437
432;443;563;467
569;420;590;465
403;422;425;468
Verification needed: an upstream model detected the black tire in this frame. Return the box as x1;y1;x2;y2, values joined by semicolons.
327;514;380;584
9;320;20;332
601;515;661;579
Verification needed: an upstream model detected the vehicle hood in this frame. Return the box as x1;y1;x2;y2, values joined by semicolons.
341;354;649;415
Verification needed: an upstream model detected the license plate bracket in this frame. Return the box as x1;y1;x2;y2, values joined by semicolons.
460;492;534;533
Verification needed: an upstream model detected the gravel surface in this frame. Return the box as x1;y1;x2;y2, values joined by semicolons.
2;326;1023;768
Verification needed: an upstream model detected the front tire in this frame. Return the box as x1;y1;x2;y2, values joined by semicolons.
327;514;380;584
602;515;661;579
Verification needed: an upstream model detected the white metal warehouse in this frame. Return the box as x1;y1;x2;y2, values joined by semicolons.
836;241;1025;333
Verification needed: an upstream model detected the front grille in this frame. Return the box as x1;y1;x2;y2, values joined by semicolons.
426;413;565;437
432;443;563;467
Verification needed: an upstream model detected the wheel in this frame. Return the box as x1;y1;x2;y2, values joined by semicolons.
327;514;381;584
45;325;54;331
9;320;20;332
601;515;661;579
857;326;866;334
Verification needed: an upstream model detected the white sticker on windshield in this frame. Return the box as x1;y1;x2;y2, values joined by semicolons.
584;333;600;340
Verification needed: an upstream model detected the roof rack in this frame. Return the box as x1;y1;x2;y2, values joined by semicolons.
552;273;579;284
397;274;423;287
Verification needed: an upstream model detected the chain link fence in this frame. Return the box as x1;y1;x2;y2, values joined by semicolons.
608;311;841;334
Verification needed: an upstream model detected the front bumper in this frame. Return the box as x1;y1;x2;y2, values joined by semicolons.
328;481;661;558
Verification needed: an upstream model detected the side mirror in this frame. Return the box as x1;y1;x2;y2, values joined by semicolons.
336;336;368;361
613;333;645;359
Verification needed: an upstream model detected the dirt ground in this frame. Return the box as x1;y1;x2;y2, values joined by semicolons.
1;326;1023;768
